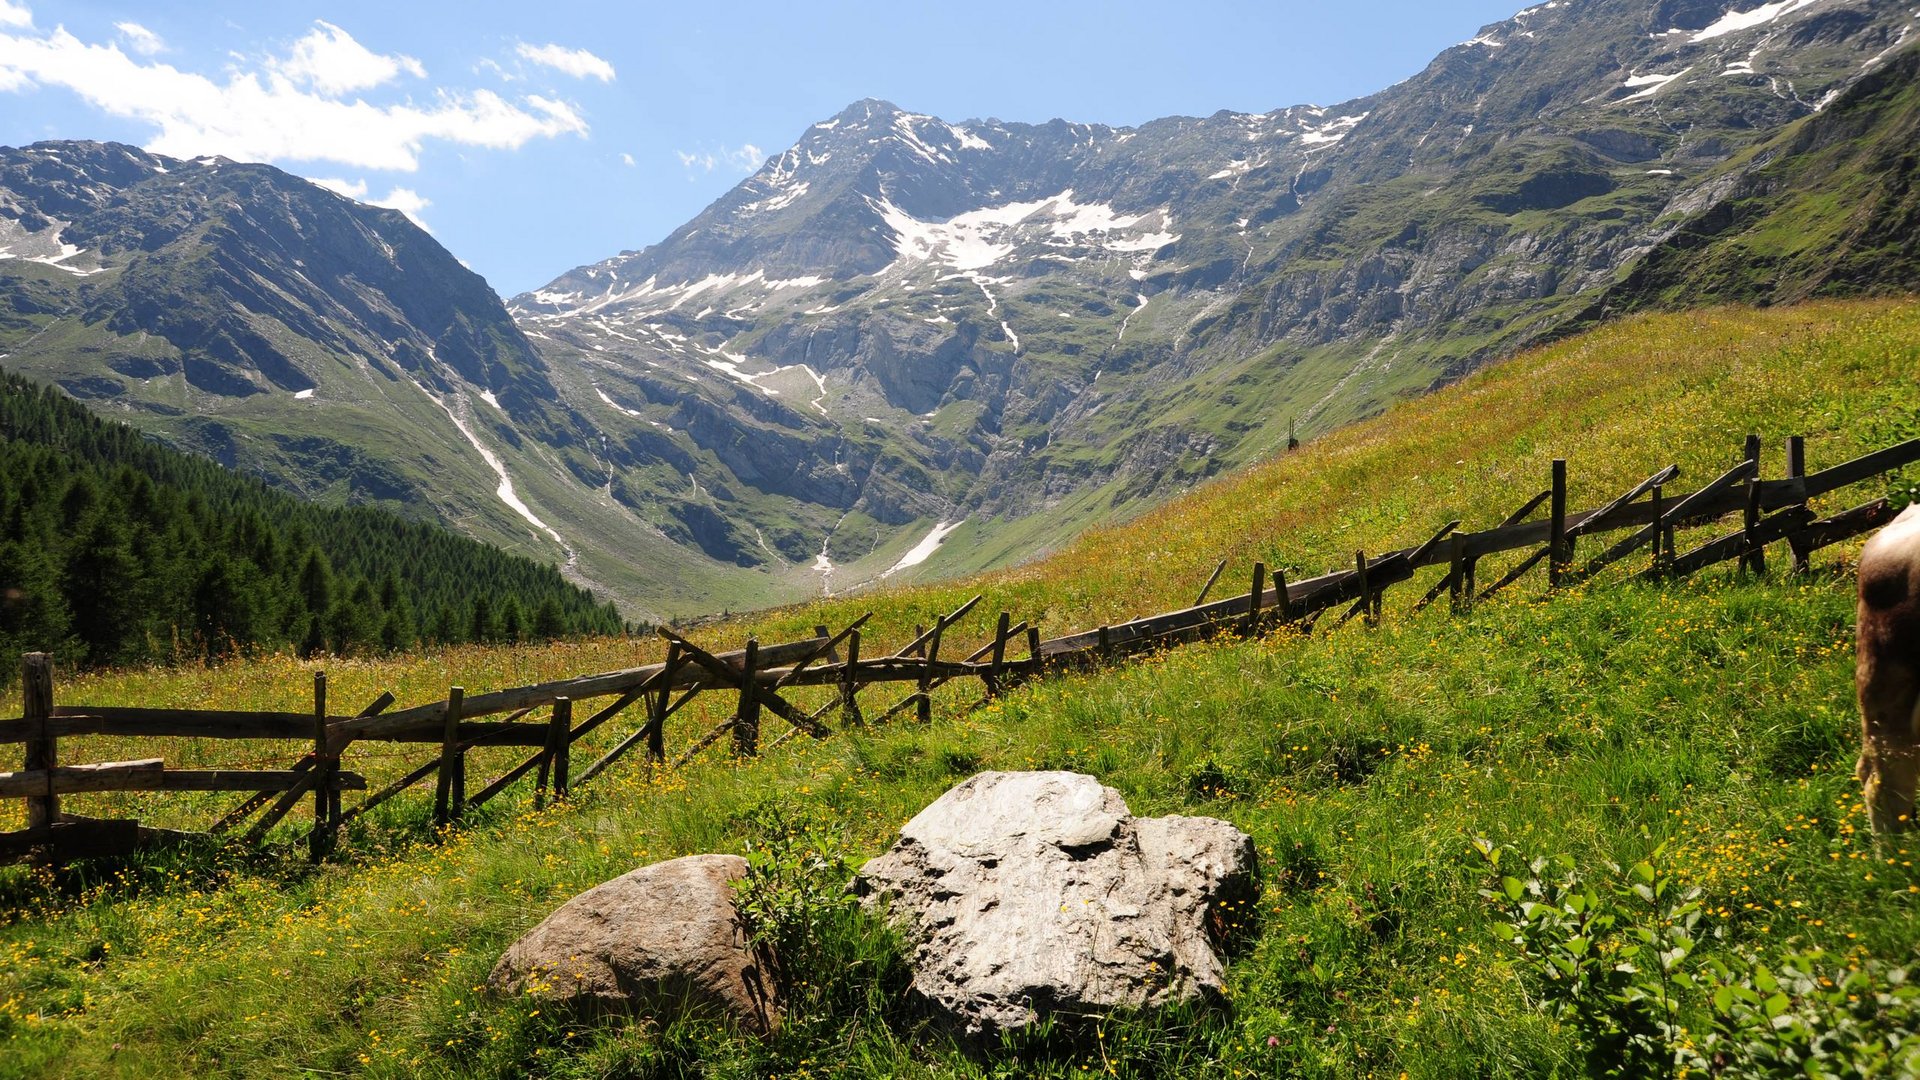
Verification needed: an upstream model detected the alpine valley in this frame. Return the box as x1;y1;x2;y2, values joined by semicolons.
3;0;1917;621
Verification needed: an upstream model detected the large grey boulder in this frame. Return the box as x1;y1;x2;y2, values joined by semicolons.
489;853;781;1035
854;771;1256;1036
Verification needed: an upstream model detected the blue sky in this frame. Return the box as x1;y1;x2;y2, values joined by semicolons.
0;1;1527;296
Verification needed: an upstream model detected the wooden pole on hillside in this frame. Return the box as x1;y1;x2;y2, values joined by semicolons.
734;639;761;756
1548;459;1569;587
22;653;55;863
435;687;463;827
1786;435;1811;574
309;671;332;861
1742;434;1768;575
840;631;864;726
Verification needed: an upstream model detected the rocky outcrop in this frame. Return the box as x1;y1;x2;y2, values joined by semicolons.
489;853;782;1035
854;771;1256;1036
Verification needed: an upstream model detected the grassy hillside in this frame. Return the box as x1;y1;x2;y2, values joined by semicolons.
1;298;1917;1077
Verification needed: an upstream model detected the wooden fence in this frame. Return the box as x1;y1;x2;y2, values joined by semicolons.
3;432;1915;865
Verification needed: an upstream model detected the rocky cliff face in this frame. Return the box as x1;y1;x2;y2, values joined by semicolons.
6;0;1916;618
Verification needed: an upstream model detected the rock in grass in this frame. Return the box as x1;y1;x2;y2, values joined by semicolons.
854;771;1256;1036
488;853;781;1035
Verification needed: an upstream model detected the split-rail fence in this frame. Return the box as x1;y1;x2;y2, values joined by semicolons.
3;431;1915;865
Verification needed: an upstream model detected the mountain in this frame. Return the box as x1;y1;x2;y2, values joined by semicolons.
4;0;1917;620
511;0;1920;594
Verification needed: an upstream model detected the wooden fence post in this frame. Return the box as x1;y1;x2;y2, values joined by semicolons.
1027;626;1042;679
1354;550;1375;628
648;645;676;764
1245;562;1266;633
734;639;760;756
1274;567;1293;624
1448;533;1468;614
435;687;463;827
1549;458;1568;587
1743;434;1768;575
309;671;332;860
840;631;863;726
551;698;571;801
22;653;55;858
986;612;1010;698
918;622;943;723
1787;434;1811;574
1649;484;1669;575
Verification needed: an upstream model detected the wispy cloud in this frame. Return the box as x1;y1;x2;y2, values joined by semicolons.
515;42;614;82
269;20;424;97
113;21;164;56
311;176;433;230
0;3;29;30
676;143;764;177
0;20;589;172
619;152;635;166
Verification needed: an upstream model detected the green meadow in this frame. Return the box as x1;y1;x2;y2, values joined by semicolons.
2;299;1917;1077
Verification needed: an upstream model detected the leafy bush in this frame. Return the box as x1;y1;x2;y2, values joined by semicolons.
1476;840;1920;1078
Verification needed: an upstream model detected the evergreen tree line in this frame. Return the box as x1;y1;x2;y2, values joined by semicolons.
0;370;625;682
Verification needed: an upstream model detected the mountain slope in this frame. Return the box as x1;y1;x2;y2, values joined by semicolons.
4;0;1916;621
513;0;1920;596
1591;39;1920;311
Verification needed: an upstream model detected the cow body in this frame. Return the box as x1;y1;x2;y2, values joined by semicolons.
1858;503;1920;833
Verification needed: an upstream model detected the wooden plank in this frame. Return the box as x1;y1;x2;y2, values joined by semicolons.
21;654;54;841
1641;504;1815;580
143;768;366;793
840;631;863;726
672;717;735;769
334;756;440;830
0;759;162;797
7;707;323;743
240;692;392;845
1580;458;1756;578
1790;498;1895;553
0;817;139;864
772;614;871;690
341;634;826;741
891;595;982;658
1194;560;1227;606
1801;436;1920;498
1244;563;1266;633
0;764;370;800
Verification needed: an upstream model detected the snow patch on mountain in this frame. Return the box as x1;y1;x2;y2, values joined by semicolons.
1693;0;1827;42
882;519;963;578
873;190;1178;273
1298;112;1368;146
1620;68;1689;101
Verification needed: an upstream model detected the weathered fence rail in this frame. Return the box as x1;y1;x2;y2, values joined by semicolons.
3;432;1915;865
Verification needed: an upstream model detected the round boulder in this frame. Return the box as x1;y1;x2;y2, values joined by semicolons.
854;770;1256;1036
489;852;781;1034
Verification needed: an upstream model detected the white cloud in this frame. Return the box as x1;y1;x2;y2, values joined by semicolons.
676;143;764;177
0;3;29;30
0;24;590;172
114;21;163;56
307;176;431;230
270;20;424;97
311;176;368;199
515;42;614;82
619;152;635;166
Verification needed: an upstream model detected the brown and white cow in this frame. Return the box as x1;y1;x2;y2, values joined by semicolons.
1859;503;1920;833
